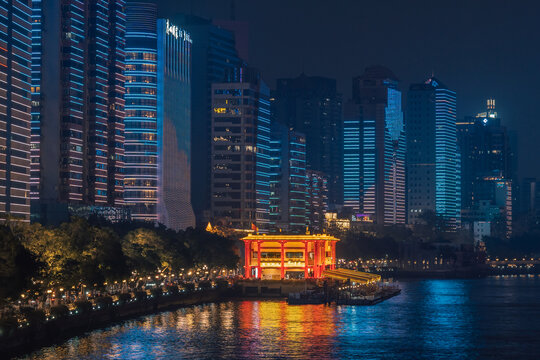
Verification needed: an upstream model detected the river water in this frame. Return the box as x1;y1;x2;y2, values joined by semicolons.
18;276;540;359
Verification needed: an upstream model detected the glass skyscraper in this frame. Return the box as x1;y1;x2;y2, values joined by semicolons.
30;0;126;224
407;77;461;229
343;66;406;225
0;0;32;221
156;18;195;230
124;1;195;230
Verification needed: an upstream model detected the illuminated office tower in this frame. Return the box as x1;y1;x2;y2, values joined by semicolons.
407;77;460;229
31;0;126;224
0;0;32;221
171;14;242;225
273;74;343;208
458;99;514;209
343;66;405;225
124;1;195;230
458;99;514;237
268;123;307;233
210;68;270;231
306;170;328;233
124;0;158;223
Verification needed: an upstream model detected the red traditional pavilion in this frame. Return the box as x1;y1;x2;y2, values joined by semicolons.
241;234;340;280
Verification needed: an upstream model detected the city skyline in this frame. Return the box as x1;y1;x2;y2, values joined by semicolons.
3;2;540;359
158;0;540;180
0;0;533;234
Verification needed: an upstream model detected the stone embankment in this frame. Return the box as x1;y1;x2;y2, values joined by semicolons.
1;287;233;358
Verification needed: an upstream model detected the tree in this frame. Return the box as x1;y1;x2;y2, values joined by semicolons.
122;228;166;274
184;228;238;270
0;225;38;303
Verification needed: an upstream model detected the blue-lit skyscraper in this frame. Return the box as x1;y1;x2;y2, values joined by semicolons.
344;66;406;225
156;18;195;229
210;68;270;231
268;123;307;233
124;1;195;230
407;77;461;228
0;0;32;221
124;0;158;223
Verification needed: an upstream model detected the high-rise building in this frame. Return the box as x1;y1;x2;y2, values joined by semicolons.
124;0;158;223
170;14;242;225
268;123;307;233
458;99;514;237
343;66;406;225
273;74;343;208
407;77;461;228
306;170;328;233
0;0;32;221
31;0;126;224
124;1;195;230
210;68;270;231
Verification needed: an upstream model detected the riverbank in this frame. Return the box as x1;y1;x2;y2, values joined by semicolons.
15;277;540;360
0;287;235;359
372;264;540;280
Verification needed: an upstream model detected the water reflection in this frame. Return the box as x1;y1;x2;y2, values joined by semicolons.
19;278;540;360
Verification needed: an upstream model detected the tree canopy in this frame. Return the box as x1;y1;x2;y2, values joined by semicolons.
0;217;238;302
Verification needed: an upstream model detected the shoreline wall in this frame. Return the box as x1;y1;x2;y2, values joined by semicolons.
1;288;233;358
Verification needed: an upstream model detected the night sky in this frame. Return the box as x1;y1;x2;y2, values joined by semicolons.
158;0;540;179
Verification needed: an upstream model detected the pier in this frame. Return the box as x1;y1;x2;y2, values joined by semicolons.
287;269;401;305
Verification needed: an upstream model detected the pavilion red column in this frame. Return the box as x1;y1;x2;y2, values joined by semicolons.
280;241;285;279
319;241;323;277
318;241;323;277
257;241;262;279
331;242;336;270
244;240;251;278
304;241;308;279
313;241;319;278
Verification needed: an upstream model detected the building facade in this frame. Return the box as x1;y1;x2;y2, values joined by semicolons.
31;0;126;224
343;66;406;225
0;0;32;221
124;1;195;230
273;74;343;208
407;77;461;229
210;68;271;231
